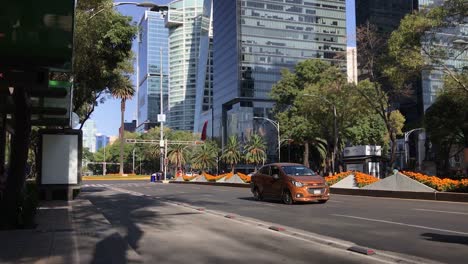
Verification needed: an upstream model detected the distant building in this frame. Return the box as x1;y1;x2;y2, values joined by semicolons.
137;10;169;132
356;0;416;33
124;120;137;133
109;136;119;145
82;120;97;153
212;0;349;160
165;0;212;131
95;133;110;151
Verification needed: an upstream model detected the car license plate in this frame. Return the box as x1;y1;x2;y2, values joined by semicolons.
313;189;321;195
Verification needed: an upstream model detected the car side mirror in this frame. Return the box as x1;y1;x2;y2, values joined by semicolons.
272;174;280;180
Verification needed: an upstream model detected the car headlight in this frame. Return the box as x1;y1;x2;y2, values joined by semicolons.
292;180;304;187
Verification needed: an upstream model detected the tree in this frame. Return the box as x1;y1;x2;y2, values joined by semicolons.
270;60;332;168
424;74;468;175
74;0;137;126
244;134;267;170
221;136;242;173
355;80;405;167
110;76;135;175
191;141;218;173
167;144;189;173
387;0;468;93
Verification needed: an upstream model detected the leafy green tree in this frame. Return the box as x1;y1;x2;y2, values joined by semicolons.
425;75;468;175
191;141;218;173
221;136;242;173
74;0;137;125
244;134;267;170
387;0;468;93
271;60;332;168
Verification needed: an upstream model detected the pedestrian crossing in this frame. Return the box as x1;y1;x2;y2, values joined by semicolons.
82;182;153;188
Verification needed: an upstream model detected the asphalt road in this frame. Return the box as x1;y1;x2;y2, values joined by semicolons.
82;181;468;263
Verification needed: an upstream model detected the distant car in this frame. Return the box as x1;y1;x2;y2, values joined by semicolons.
250;163;329;204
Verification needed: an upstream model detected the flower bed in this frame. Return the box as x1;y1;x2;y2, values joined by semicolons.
204;172;231;182
401;171;468;192
182;175;197;181
325;171;352;186
354;172;379;188
237;172;251;183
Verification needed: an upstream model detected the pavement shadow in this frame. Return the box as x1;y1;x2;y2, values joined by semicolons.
421;233;468;246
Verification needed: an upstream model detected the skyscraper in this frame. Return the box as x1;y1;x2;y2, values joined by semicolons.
137;11;169;132
165;0;211;131
356;0;416;33
213;0;349;154
82;120;97;153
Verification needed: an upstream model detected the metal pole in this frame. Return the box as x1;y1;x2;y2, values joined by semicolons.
159;47;165;180
103;146;106;175
132;148;136;174
277;122;281;162
332;105;337;174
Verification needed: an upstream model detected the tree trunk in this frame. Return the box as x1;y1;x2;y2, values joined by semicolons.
303;141;310;167
119;99;125;175
1;86;31;228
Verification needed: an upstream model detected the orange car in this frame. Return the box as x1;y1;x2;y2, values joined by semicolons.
250;163;329;204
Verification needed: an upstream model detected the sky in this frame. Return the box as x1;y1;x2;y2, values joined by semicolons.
89;0;171;136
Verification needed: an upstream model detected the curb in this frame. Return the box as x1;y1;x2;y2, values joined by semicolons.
170;181;250;188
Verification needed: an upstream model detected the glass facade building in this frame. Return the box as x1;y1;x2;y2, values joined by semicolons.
138;11;169;129
356;0;416;33
166;0;211;131
95;134;110;151
82;120;97;153
213;0;348;157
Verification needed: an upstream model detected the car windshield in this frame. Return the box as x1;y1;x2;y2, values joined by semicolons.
281;166;316;176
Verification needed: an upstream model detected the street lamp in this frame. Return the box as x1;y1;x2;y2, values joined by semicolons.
253;117;280;162
304;94;337;174
404;128;424;168
88;2;161;20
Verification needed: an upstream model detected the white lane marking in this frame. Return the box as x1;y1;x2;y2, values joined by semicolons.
414;208;468;215
328;200;345;203
333;214;468;236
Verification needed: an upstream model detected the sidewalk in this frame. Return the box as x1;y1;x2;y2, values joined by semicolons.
0;199;141;264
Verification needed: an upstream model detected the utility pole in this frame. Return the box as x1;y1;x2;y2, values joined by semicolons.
159;47;165;180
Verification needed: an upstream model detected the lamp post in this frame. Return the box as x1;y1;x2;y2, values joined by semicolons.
88;2;161;20
103;145;107;175
158;47;166;181
132;148;136;174
304;94;337;174
253;117;280;162
404;128;424;168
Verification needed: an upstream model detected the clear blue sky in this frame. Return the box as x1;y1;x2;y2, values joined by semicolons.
90;0;171;136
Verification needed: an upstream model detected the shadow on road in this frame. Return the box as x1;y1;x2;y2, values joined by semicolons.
421;233;468;246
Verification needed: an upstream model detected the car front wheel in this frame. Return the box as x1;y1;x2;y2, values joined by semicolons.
282;190;293;205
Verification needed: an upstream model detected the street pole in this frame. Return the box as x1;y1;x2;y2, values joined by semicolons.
132;148;136;174
103;146;106;175
404;128;424;168
159;47;165;180
253;117;280;162
332;105;337;174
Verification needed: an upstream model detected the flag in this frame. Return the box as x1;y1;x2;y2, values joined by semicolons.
201;121;208;141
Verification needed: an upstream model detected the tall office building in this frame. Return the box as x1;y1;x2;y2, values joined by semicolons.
355;0;418;122
213;0;348;156
137;11;169;132
82;120;97;153
419;1;467;111
356;0;416;33
194;0;214;135
95;133;110;151
165;0;212;131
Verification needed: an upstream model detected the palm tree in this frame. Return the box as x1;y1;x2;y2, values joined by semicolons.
167;144;189;174
244;134;267;171
191;141;218;173
221;136;242;173
110;79;134;175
